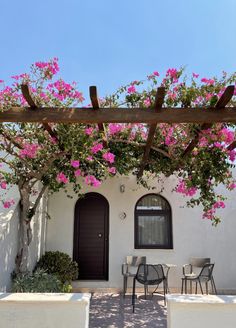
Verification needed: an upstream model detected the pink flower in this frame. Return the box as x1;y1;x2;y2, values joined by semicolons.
176;180;197;197
0;181;7;189
166;68;178;82
91;143;103;154
229;150;236;162
127;85;136;94
74;169;82;177
167;91;177;101
213;201;225;209
71;160;80;168
213;142;223;149
147;72;159;80
108;167;116;174
3;199;15;209
19;143;40;159
84;175;101;188
0;80;4;83
228;183;236;190
218;128;234;144
87;156;93;161
103;152;115;164
201;78;214;85
35;57;59;78
192;73;199;78
205;93;213;101
144;98;151;107
202;209;215;220
56;172;69;184
11;73;29;81
85;127;93;135
108;124;124;135
49;136;57;144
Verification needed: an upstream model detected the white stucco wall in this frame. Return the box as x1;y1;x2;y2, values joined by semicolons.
167;294;236;328
0;187;47;291
46;173;236;291
0;293;90;328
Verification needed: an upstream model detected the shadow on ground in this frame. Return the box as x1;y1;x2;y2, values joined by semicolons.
89;293;167;328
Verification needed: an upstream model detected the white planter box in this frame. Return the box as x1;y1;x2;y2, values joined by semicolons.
167;294;236;328
0;293;91;328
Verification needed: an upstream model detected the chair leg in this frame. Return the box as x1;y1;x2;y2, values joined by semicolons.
181;279;184;294
195;282;198;294
211;277;217;294
163;280;166;306
123;276;127;298
185;278;187;294
199;280;204;294
206;282;208;294
190;281;192;294
144;284;148;299
132;278;136;313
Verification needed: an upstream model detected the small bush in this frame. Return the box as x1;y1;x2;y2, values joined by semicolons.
36;251;78;283
12;269;71;293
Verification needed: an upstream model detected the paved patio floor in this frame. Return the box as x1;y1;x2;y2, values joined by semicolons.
89;293;167;328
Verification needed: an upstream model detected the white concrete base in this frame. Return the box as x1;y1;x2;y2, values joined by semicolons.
0;293;91;328
167;294;236;328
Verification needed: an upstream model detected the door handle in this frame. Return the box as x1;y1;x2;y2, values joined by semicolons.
98;233;102;238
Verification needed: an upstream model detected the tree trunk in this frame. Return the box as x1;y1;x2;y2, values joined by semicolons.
15;187;32;274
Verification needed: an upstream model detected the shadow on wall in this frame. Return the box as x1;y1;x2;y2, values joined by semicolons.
0;204;20;292
0;194;47;292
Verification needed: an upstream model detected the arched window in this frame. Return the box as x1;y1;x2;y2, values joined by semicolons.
135;194;173;249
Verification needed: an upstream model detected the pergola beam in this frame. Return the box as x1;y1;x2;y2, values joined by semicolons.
89;86;108;146
137;87;165;178
228;140;236;151
1;106;236;124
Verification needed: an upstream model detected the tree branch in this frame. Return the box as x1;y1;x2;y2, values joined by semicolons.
109;138;172;159
28;184;48;219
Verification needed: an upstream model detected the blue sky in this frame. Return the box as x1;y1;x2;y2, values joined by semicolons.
1;0;235;101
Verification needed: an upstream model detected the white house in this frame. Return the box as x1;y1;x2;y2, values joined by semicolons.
46;172;236;293
1;172;236;293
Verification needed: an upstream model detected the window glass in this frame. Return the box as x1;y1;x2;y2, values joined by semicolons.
135;194;172;249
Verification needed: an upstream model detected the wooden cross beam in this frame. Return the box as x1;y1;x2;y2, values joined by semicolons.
137;87;165;178
182;85;235;158
89;86;108;146
1;105;236;124
228;140;236;151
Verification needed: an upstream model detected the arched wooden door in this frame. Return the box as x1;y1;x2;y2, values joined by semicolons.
73;193;109;280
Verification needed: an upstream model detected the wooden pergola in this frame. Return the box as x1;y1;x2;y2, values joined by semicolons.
0;84;235;178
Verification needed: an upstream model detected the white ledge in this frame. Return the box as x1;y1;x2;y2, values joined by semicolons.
167;294;236;304
0;293;91;303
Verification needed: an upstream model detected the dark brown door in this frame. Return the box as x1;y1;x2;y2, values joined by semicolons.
73;193;109;280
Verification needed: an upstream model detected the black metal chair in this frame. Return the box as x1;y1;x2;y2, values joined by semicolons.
181;263;217;295
182;257;211;293
132;264;167;312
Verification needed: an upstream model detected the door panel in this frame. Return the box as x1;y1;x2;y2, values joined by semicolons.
73;193;109;280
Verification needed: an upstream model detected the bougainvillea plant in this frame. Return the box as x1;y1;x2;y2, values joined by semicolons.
0;58;235;272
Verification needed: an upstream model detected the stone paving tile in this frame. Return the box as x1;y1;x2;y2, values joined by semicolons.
89;293;167;328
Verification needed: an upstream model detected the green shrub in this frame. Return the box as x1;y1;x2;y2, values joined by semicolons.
12;269;71;293
36;251;78;283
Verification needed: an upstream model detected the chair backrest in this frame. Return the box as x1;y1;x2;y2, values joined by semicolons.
136;264;165;285
125;256;146;266
190;257;210;267
199;263;214;280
